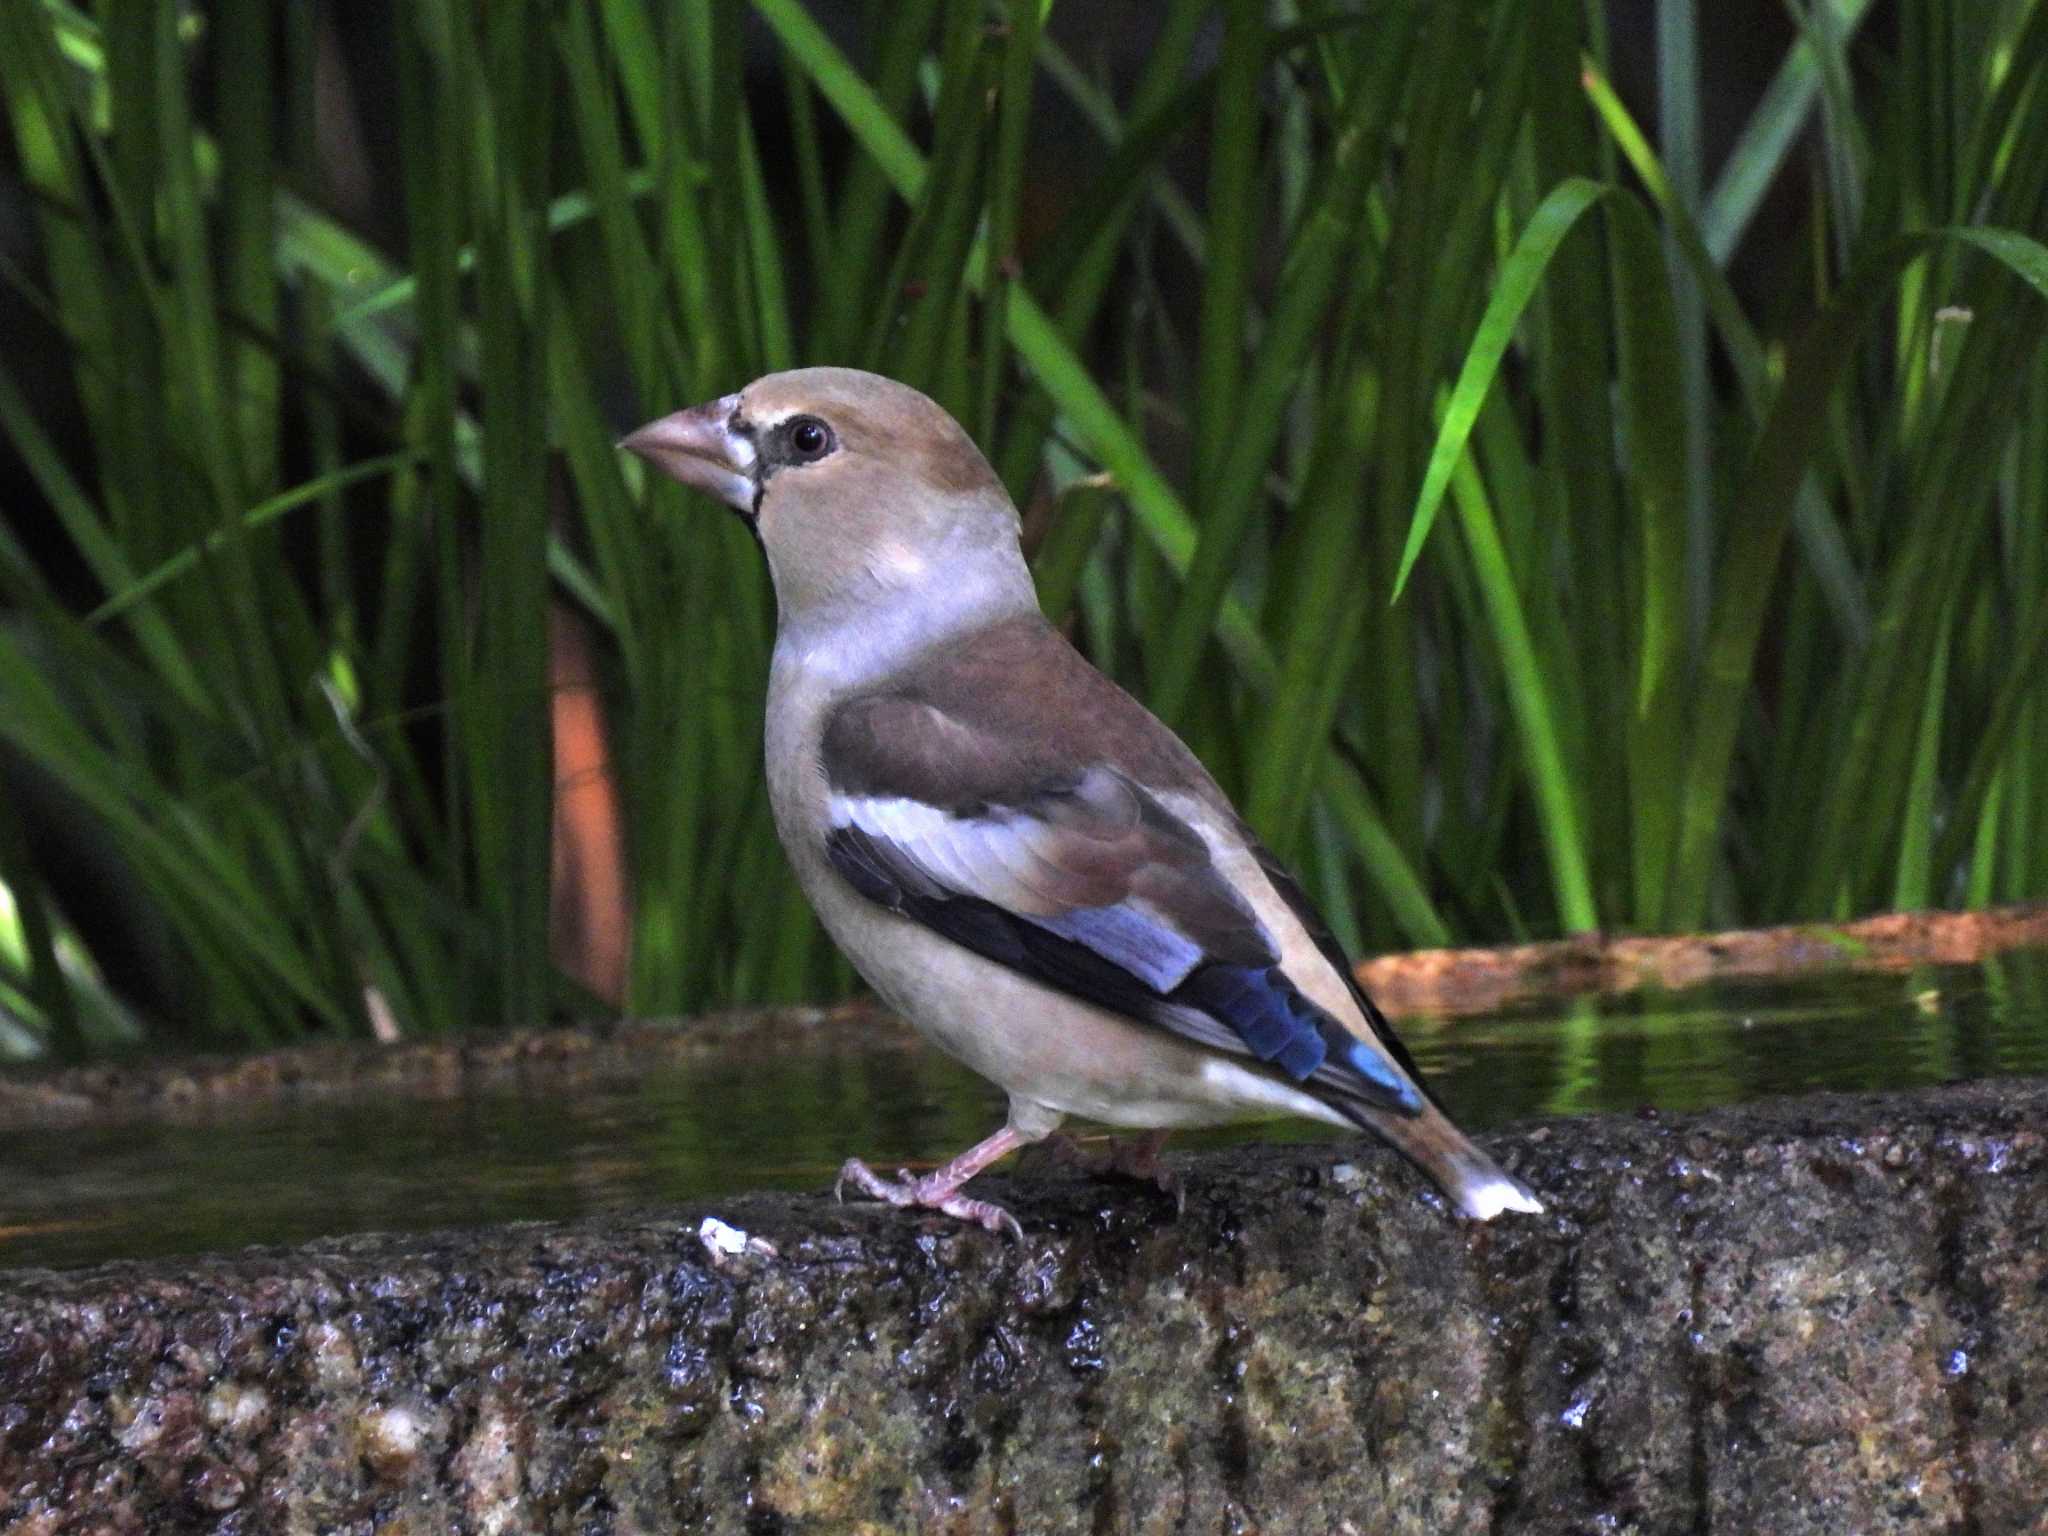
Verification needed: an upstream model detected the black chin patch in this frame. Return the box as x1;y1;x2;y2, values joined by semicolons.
735;494;764;554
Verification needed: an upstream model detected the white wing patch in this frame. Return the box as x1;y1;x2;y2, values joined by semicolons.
831;792;948;841
829;792;1073;916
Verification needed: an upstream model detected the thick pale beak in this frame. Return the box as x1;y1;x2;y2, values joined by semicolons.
618;392;756;513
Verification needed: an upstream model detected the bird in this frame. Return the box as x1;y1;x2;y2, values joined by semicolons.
621;367;1543;1236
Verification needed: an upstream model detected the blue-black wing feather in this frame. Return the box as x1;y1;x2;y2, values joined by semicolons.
825;823;1419;1112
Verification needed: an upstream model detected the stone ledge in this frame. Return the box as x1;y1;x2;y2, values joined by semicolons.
2;1079;2044;1534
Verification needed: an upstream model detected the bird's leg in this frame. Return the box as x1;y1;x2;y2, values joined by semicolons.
835;1125;1028;1239
1043;1128;1182;1208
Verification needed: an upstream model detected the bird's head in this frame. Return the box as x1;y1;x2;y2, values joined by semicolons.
621;368;1029;631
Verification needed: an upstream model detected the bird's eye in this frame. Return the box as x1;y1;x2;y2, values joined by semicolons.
786;416;834;462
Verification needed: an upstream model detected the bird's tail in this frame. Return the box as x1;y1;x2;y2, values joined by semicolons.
1348;1100;1544;1221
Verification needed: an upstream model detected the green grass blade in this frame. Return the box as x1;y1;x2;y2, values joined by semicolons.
1607;194;1690;926
1446;432;1599;933
88;455;417;624
1320;760;1453;950
1702;0;1877;263
1391;177;1609;601
1889;612;1951;909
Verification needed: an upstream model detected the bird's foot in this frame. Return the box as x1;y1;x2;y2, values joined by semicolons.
1043;1129;1183;1210
834;1157;1023;1240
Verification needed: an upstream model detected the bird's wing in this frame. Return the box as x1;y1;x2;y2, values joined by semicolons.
820;690;1421;1114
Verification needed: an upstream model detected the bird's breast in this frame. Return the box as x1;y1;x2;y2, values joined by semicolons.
762;654;836;868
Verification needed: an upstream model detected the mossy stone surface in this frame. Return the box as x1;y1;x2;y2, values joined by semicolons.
2;1080;2044;1533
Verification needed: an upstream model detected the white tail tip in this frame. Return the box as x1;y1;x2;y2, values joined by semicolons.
1459;1172;1546;1221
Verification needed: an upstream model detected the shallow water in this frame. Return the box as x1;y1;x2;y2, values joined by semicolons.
3;953;2045;1271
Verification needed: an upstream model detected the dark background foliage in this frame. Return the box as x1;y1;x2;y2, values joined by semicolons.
0;0;2044;1060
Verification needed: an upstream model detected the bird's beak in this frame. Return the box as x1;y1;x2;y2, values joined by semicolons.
618;393;756;513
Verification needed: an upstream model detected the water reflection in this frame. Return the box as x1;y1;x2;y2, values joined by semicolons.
3;954;2043;1270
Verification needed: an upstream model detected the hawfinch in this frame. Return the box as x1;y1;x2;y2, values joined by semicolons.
623;368;1542;1235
